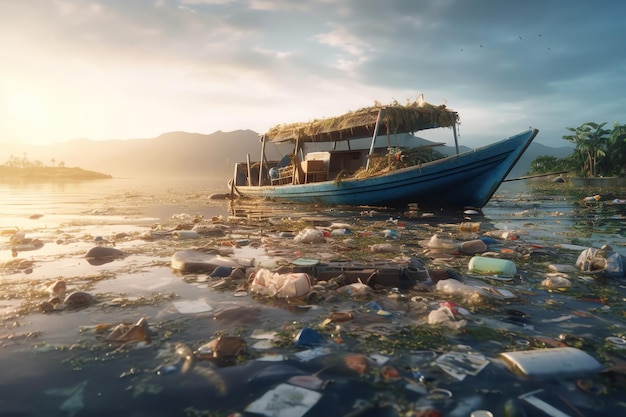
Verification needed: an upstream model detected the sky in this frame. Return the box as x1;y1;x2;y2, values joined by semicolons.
1;0;625;149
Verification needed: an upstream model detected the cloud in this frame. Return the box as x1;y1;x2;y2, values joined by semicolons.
0;0;625;148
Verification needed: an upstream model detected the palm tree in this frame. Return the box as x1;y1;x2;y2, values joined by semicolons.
563;122;610;177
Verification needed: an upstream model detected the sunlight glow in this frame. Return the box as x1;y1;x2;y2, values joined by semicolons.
3;82;51;127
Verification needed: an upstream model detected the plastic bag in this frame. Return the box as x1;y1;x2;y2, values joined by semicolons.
249;268;311;298
428;306;467;330
294;228;326;244
541;274;571;289
435;279;483;305
576;246;624;278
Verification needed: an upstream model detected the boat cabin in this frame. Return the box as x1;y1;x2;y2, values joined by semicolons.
234;147;394;187
232;100;459;188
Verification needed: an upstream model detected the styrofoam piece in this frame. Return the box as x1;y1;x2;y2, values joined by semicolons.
500;347;603;377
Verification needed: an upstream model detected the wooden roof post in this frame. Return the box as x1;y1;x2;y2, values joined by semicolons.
366;108;385;171
293;135;301;184
452;122;459;155
246;154;252;186
258;135;266;186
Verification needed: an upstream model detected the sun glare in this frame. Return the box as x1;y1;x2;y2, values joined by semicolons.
1;80;56;143
5;87;50;127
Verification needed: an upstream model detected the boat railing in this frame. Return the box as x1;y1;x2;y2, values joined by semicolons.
235;158;330;187
271;164;295;185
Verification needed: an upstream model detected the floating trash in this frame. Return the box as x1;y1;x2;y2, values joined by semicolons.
84;246;125;265
245;383;322;417
294;347;331;362
287;374;325;390
294;228;325;243
369;243;395;252
606;336;626;348
518;389;578;417
500;347;604;377
428;307;467;330
460;239;488;254
576;246;624;278
343;354;371;374
105;317;152;345
209;265;234;278
63;291;95;309
293;327;326;347
170;250;241;273
576;378;607;395
320;311;353;327
291;258;320;267
459;221;480;232
434;352;489;381
175;343;196;374
196;336;246;365
45;381;88;417
173;230;201;239
249;269;312;298
582;194;601;202
470;410;493;417
468;256;517;276
541;274;572;290
427;387;453;400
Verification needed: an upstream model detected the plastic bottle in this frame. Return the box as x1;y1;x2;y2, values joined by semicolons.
460;239;488;254
468;256;517;276
459;222;480;232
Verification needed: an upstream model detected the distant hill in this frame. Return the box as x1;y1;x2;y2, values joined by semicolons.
0;131;573;182
7;130;271;180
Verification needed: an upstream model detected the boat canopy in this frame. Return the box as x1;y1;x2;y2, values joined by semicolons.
263;99;459;144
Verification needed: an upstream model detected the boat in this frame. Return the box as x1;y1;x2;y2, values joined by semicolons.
229;98;538;209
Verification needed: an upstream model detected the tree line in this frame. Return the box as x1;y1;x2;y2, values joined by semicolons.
3;153;66;168
529;122;626;178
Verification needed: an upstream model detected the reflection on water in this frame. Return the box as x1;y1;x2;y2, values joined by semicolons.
1;177;229;221
491;180;626;256
1;178;626;416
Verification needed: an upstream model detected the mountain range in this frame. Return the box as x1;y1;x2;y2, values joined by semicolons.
1;130;573;181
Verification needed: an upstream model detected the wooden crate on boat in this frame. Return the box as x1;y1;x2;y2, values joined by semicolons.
302;160;327;183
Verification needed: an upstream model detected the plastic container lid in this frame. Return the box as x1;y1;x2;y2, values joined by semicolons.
470;411;493;417
606;336;626;347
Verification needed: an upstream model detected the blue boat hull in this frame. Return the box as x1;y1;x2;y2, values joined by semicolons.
234;129;538;208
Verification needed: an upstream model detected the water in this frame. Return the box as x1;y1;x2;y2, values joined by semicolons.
1;178;626;416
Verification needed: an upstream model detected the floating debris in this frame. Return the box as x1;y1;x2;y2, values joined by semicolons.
45;381;88;417
63;291;95;309
245;383;322;417
105;317;152;345
196;336;247;365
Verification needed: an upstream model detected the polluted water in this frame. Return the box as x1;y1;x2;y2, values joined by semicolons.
0;178;626;416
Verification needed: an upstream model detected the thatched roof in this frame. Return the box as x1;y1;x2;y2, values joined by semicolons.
263;99;459;143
